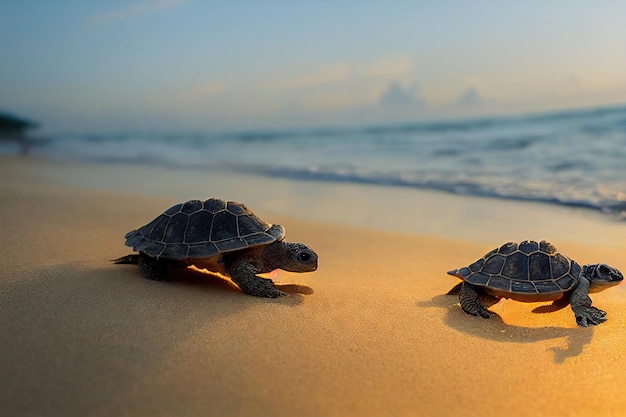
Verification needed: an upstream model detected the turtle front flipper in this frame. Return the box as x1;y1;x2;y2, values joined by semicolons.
459;282;494;319
230;262;285;298
574;306;607;327
570;277;607;327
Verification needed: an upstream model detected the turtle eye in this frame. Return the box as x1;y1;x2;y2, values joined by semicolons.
298;252;311;262
598;264;610;275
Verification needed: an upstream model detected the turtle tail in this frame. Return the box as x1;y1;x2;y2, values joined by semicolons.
112;254;139;264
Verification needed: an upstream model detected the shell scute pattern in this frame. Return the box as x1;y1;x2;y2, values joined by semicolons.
487;275;511;292
535;280;562;294
244;234;273;246
186;243;213;258
238;214;268;236
519;240;539;254
226;201;247;215
550;253;569;277
141;241;166;256
457;267;472;278
497;242;518;255
164;213;189;243
203;198;226;213
539;240;557;253
528;252;551;280
161;243;187;259
469;272;490;286
215;238;247;252
480;255;505;275
458;240;579;296
511;280;536;293
570;262;582;281
556;275;575;290
181;200;203;214
210;210;239;241
148;216;170;241
125;233;144;249
164;203;183;215
468;258;484;272
184;210;213;243
501;251;529;280
126;198;280;260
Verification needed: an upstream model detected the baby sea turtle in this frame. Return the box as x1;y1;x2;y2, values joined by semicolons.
113;198;318;298
447;240;623;326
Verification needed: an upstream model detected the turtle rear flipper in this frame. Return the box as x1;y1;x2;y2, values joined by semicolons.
114;253;171;281
138;255;170;281
459;282;494;319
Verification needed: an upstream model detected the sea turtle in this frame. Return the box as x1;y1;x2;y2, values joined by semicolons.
113;198;318;298
446;240;623;326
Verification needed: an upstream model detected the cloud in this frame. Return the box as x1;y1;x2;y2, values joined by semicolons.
270;55;413;91
183;55;419;117
379;81;425;107
455;87;482;106
86;0;189;25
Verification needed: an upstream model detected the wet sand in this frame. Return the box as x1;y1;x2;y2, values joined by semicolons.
1;156;626;417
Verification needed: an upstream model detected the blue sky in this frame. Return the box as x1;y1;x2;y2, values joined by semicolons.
1;1;626;132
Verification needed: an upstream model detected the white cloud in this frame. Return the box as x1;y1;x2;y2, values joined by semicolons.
152;55;422;124
379;81;425;107
455;87;482;106
86;0;189;25
269;55;414;91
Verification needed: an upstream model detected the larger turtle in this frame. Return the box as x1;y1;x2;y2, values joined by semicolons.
447;240;623;326
113;198;318;298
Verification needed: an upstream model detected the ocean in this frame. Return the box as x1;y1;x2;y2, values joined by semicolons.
8;105;626;220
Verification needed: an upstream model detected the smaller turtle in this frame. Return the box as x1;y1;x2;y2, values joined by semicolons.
447;240;623;326
113;198;318;298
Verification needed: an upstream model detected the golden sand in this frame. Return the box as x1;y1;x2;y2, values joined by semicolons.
1;156;626;417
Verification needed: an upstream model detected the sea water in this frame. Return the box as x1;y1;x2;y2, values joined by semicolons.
12;105;626;219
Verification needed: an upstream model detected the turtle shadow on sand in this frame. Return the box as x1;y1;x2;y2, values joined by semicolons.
0;263;312;416
158;264;315;299
417;294;594;364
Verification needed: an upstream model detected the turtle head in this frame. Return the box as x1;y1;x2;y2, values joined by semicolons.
583;263;623;292
263;241;318;273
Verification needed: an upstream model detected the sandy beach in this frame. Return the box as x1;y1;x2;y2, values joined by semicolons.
2;155;626;417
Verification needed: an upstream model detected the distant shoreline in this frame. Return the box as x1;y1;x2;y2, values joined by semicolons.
4;155;625;249
6;103;625;222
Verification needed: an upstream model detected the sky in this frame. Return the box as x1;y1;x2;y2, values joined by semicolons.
1;1;626;133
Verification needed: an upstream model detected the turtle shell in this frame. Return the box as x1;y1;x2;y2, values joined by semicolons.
124;198;284;260
448;240;580;300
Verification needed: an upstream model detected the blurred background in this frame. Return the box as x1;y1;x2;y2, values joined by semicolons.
1;1;625;217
